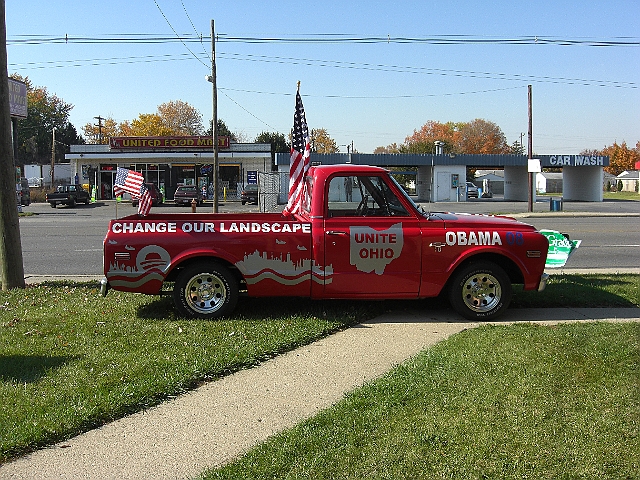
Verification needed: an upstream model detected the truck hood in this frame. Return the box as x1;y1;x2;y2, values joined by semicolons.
428;212;537;231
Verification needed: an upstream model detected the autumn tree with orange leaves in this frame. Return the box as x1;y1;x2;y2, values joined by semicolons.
82;100;204;143
597;141;640;176
375;119;510;155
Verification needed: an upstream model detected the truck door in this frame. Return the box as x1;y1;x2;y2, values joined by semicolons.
323;175;421;298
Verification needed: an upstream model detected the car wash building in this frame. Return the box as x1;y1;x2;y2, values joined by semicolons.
65;136;272;200
276;152;609;202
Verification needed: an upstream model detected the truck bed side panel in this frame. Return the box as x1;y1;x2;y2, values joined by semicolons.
104;214;313;297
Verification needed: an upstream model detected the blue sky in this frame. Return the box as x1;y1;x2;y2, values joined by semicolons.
7;0;639;154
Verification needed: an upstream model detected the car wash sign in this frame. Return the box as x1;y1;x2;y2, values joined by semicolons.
9;78;27;119
538;155;609;167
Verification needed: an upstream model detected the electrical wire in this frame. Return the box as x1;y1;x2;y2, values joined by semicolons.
180;0;210;61
152;1;209;68
7;33;640;47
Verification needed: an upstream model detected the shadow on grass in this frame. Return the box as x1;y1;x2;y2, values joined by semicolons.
135;293;445;323
0;355;73;383
133;274;638;320
34;280;102;290
512;274;638;308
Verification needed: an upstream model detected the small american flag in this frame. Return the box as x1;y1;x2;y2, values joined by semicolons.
114;167;152;216
283;88;311;216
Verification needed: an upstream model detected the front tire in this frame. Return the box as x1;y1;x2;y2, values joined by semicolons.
173;263;238;319
448;261;512;320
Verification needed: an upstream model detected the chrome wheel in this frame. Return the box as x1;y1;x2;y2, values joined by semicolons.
460;272;502;313
448;261;512;320
173;263;238;318
184;272;227;315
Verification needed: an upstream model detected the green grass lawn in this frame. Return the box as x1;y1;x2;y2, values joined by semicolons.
603;190;640;201
203;321;640;479
0;274;638;467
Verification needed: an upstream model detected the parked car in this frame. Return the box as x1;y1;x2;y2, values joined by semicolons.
466;182;479;198
241;184;259;205
132;183;162;207
174;185;203;206
17;178;30;206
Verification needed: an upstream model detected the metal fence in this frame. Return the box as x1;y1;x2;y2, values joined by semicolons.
258;171;288;212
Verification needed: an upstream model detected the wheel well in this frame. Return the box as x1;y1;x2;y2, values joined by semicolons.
165;256;244;289
450;253;524;286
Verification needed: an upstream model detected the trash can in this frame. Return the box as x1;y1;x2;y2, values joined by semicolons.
550;197;563;211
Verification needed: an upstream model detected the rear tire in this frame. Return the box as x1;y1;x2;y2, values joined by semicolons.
173;263;238;319
448;261;512;320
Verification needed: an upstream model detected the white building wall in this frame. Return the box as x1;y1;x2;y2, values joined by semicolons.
563;166;603;201
416;165;466;202
504;166;533;201
416;166;432;202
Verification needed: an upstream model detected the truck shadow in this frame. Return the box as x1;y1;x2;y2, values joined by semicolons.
0;355;74;383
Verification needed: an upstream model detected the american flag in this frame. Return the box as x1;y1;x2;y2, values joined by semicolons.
283;89;311;216
114;167;152;216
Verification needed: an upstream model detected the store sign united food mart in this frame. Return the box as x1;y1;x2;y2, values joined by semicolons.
109;136;230;150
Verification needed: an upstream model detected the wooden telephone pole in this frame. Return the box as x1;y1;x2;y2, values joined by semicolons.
0;0;25;289
211;19;219;213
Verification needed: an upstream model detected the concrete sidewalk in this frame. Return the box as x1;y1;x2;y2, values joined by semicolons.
2;306;639;479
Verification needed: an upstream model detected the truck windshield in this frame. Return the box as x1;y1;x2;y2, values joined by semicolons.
386;174;424;215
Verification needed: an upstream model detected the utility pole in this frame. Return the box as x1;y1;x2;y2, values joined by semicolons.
94;115;104;144
50;127;56;188
211;20;219;213
527;85;533;213
0;0;25;289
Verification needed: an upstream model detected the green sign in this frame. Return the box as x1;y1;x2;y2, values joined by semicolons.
540;230;581;268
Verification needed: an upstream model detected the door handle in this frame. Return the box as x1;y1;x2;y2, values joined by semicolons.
326;230;348;236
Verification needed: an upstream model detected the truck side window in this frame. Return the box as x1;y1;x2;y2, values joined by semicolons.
327;175;409;217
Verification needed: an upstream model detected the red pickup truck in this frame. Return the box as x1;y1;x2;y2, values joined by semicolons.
101;165;549;320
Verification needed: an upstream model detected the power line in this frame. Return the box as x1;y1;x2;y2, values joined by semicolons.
9;49;636;90
217;52;638;89
9;53;201;69
180;0;210;61
219;90;278;132
7;33;640;47
152;1;209;68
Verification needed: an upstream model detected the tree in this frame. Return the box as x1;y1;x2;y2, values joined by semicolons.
157;100;204;135
381;119;511;156
599;141;639;176
457;119;510;154
510;140;525;155
128;113;173;137
310;128;339;154
403;120;462;154
82;101;204;143
11;74;80;164
255;131;290;153
82;116;120;144
206;119;237;141
374;143;401;154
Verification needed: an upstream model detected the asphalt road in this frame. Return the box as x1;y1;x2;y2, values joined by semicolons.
17;198;640;276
